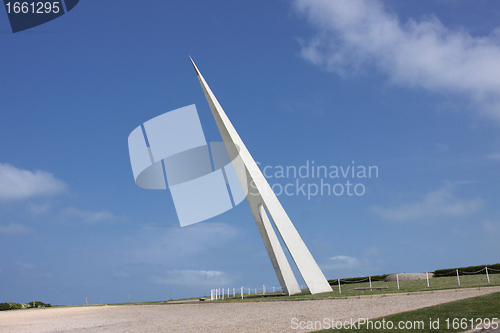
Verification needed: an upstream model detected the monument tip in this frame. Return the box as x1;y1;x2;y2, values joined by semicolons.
189;56;200;76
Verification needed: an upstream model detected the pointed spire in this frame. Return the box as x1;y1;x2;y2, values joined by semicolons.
190;58;333;295
189;56;200;76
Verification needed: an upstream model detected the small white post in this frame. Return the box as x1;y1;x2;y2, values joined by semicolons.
233;287;235;297
456;269;460;286
128;294;130;303
255;288;257;294
273;286;275;293
263;285;266;295
426;272;430;287
241;287;243;299
227;288;229;297
396;274;400;290
211;289;214;301
86;297;88;305
486;267;490;283
248;288;250;295
369;276;372;288
338;279;341;294
222;288;224;300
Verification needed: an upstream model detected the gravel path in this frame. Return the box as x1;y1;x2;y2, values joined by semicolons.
1;287;499;333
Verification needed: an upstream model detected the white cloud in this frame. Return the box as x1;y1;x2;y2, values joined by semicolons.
0;163;66;201
26;202;52;215
60;207;119;223
125;223;238;266
115;272;131;279
328;255;360;269
371;183;483;221
483;221;500;234
15;262;36;270
0;223;35;235
150;270;228;286
364;246;379;256
487;152;500;161
293;0;500;120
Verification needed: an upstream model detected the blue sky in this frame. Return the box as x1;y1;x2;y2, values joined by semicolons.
1;0;500;305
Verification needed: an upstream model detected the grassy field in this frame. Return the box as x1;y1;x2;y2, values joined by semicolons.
92;272;499;306
314;291;500;332
206;273;499;302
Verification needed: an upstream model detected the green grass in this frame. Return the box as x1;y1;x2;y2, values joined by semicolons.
209;273;499;302
314;291;500;332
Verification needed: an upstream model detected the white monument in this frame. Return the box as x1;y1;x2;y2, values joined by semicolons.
191;58;333;295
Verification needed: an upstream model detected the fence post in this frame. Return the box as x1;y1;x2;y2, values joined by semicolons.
397;274;400;290
338;279;341;294
222;288;224;300
263;284;266;295
273;286;275;293
255;288;257;294
227;288;229;297
426;272;430;288
456;269;460;286
369;276;372;288
241;287;243;299
486;267;490;283
248;288;250;295
233;287;235;297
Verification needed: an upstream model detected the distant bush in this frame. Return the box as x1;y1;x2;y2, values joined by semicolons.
0;301;51;311
434;263;500;276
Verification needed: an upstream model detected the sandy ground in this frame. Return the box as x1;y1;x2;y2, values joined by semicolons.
1;287;499;333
